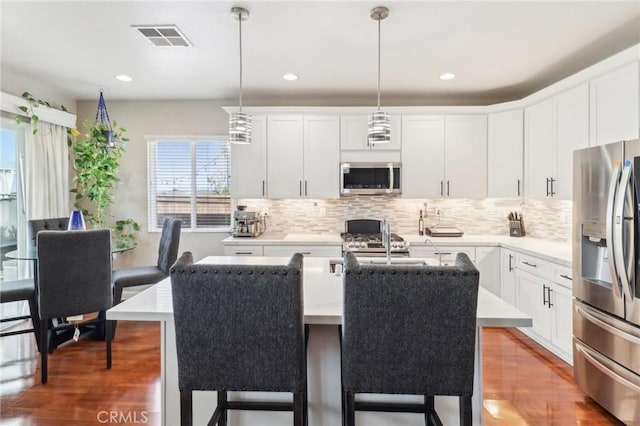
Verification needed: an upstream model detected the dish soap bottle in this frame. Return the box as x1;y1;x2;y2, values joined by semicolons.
418;210;424;236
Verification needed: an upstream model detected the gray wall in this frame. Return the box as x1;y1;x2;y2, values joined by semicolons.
75;99;232;267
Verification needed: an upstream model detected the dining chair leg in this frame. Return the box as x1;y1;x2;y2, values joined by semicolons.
111;286;124;339
27;293;41;353
180;389;192;426
106;320;112;369
40;319;48;384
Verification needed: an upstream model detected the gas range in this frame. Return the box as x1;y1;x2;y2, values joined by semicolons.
341;219;410;257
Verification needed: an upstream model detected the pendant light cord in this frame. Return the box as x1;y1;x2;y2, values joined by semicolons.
238;12;243;112
377;17;381;111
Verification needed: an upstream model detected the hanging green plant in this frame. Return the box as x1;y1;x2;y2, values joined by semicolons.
13;91;75;145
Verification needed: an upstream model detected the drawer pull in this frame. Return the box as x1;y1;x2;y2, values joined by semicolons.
235;252;253;255
522;261;537;268
435;252;452;255
560;274;572;281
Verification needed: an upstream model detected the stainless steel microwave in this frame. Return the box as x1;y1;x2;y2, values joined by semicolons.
340;162;401;195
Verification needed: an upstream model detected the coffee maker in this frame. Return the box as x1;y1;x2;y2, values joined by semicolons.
232;210;266;237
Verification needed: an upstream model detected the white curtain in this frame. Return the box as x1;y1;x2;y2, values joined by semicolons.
24;121;69;220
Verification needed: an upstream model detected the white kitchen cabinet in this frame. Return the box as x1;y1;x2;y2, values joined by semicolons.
401;115;445;198
500;248;517;306
223;245;263;256
267;115;340;199
488;109;523;198
444;116;488;198
525;83;589;199
303;115;340;198
409;245;475;266
476;246;501;297
401;115;487;199
340;114;401;151
231;115;267;198
513;252;573;364
262;245;341;258
590;61;639;146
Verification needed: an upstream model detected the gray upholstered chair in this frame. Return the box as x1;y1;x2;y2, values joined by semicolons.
111;217;181;337
0;279;41;352
37;229;113;384
171;252;306;426
341;251;480;426
28;217;69;247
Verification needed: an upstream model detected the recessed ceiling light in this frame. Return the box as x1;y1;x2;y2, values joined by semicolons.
282;73;298;81
440;72;456;81
115;74;133;82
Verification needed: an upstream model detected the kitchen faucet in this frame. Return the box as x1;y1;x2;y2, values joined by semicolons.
424;238;442;265
381;217;391;265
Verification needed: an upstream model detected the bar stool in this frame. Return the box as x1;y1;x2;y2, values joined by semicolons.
171;252;307;426
341;251;479;426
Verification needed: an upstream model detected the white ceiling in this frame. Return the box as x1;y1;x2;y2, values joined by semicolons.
1;1;639;106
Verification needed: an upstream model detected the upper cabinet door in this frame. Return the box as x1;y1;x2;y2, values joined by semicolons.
267;115;304;199
590;61;639;146
555;83;589;199
340;114;401;150
488;109;523;198
525;98;556;199
303;115;340;199
444;115;488;199
231;115;267;198
401;115;445;198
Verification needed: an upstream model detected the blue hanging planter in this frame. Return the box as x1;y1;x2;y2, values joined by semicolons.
95;91;114;148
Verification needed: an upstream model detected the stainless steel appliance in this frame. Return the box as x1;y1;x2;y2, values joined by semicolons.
232;211;266;237
341;219;409;257
340;162;401;195
573;140;640;425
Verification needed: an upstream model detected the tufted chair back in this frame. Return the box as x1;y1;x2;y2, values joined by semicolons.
342;251;480;397
28;217;69;247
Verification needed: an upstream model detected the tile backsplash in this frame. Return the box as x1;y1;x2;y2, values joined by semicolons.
237;197;572;242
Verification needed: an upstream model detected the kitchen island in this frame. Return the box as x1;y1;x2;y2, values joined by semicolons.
107;256;531;426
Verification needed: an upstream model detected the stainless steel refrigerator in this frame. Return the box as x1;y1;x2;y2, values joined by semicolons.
573;139;640;424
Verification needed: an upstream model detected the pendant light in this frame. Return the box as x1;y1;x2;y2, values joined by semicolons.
368;6;390;145
229;7;252;144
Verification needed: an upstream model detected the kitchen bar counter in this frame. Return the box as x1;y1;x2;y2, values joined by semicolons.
108;256;531;426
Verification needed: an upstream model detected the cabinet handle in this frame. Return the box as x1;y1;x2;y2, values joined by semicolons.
447;181;450;196
508;254;513;272
299;252;311;255
235;252;253;255
548;287;553;309
517;179;521;197
560;274;572;281
550;178;556;196
304;180;308;196
522;261;537;268
435;252;452;255
440;181;444;196
546;178;550;197
543;284;548;306
262;180;265;196
299;180;302;196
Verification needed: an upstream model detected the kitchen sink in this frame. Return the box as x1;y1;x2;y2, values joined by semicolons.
329;257;438;273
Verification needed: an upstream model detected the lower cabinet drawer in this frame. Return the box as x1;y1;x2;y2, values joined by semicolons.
263;245;341;257
409;246;476;265
223;245;263;256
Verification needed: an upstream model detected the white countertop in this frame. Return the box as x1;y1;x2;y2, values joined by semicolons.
108;256;532;328
224;233;571;266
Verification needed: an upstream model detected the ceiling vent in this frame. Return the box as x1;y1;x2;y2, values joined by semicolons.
133;25;192;47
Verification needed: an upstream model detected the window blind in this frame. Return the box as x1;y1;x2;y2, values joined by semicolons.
148;138;231;231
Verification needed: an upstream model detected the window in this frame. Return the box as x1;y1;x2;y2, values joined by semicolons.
147;137;231;231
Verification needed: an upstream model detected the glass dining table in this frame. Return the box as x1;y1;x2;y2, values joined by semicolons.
6;244;136;349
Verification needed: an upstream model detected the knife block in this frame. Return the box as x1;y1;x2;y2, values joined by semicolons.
509;219;525;237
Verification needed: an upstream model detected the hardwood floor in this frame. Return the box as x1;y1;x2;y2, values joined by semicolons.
0;322;624;425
